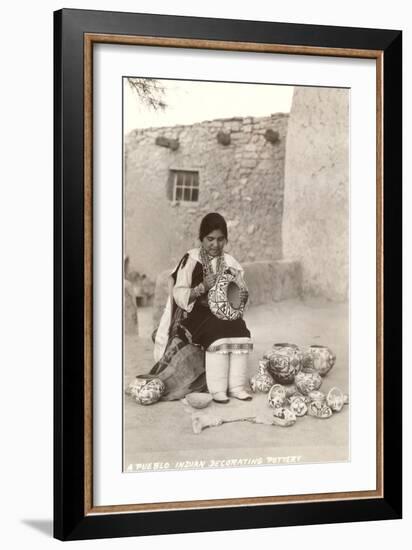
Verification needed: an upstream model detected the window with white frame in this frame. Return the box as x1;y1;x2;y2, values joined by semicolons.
169;170;199;202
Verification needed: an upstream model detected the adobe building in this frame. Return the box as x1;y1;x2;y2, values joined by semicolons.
124;113;289;281
283;87;349;302
124;94;349;331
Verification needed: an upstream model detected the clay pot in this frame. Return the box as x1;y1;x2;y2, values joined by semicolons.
250;372;274;393
185;392;213;409
263;343;303;384
208;271;247;321
125;377;149;398
271;407;297;427
135;378;165;405
295;371;323;395
307;400;333;419
289;394;308;417
257;359;270;376
267;384;287;408
326;387;346;412
308;390;326;404
302;345;336;377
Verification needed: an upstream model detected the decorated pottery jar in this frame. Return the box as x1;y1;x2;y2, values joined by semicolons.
289;394;308;417
295;371;323;396
307;400;333;419
263;343;303;384
302;345;336;377
135;378;165;405
125;376;152;398
326;387;346;412
307;390;326;404
271;407;297;427
257;359;270;376
267;384;287;409
250;372;274;393
208;270;248;321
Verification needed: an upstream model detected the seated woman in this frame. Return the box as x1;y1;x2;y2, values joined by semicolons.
152;212;253;403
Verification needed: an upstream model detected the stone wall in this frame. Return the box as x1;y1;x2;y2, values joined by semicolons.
282;87;349;301
125;113;288;280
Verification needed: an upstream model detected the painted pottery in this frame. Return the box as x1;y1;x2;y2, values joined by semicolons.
295;371;323;395
135;378;165;405
308;390;326;404
257;359;270;376
208;270;247;321
302;345;336;377
289;394;308;417
263;343;303;384
267;384;287;408
326;387;345;412
125;376;152;398
307;400;333;419
271;407;297;427
250;372;274;393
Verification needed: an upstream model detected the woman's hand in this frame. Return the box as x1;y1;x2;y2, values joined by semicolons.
203;273;217;291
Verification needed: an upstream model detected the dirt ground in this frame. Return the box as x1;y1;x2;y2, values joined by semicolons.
123;298;349;472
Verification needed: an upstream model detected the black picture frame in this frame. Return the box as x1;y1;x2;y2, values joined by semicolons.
54;8;402;541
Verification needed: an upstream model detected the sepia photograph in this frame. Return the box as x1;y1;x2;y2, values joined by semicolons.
52;7;402;540
122;76;350;473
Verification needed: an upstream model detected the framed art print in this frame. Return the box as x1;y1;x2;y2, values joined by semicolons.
54;8;402;540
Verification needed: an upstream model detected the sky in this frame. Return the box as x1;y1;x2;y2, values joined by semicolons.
124;78;294;133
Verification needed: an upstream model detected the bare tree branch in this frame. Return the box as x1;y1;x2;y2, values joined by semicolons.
126;77;167;111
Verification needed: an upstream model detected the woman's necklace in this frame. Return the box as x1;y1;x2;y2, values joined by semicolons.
200;247;225;279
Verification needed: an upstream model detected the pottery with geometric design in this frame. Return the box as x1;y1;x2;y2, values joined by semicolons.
302;345;336;377
263;343;303;384
208;270;248;321
295;371;323;395
267;384;287;408
250;372;274;393
135;378;165;405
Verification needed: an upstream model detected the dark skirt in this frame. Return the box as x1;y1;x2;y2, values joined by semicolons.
180;300;251;350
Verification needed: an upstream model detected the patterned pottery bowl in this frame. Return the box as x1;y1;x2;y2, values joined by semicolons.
208;271;247;321
257;359;270;376
307;390;326;404
250;372;274;393
263;343;303;384
289;394;308;417
307;400;333;419
271;407;297;427
135;378;165;405
326;387;345;412
302;345;336;377
295;371;323;396
126;375;155;398
267;384;287;408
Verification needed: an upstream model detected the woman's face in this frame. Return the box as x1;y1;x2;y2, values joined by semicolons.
201;229;226;257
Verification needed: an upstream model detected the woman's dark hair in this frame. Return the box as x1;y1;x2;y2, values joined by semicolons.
199;212;228;241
